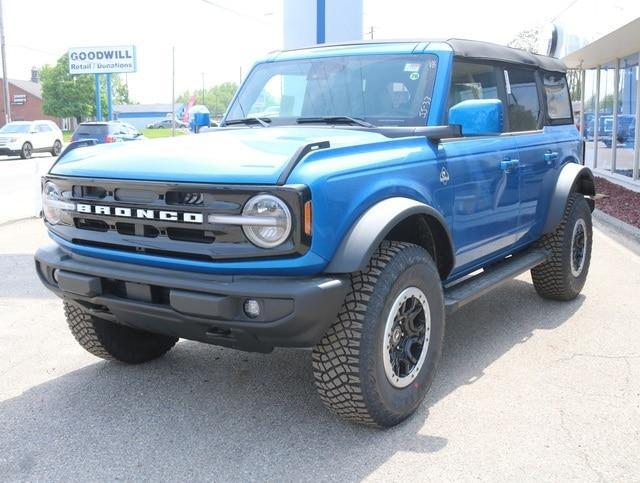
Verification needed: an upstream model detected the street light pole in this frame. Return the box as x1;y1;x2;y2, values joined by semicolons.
0;0;11;124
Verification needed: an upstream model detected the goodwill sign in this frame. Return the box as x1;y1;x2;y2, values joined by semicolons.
68;46;137;75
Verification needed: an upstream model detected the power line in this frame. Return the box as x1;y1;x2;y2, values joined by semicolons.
199;0;270;24
549;0;581;23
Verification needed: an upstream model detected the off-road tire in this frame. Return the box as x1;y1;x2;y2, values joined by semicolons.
312;241;445;427
20;142;32;159
51;140;62;156
531;193;592;301
64;302;178;363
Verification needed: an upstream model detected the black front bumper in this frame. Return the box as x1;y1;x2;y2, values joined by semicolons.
35;244;349;353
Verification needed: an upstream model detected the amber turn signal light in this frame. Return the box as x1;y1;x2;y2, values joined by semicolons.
304;201;312;236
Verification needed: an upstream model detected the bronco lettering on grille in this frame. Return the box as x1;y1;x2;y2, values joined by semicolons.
76;203;203;224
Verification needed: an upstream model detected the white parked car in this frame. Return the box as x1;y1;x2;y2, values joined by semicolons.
0;120;63;159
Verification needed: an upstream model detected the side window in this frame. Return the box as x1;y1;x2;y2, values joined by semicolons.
36;123;52;132
448;61;500;110
542;72;572;123
504;68;541;132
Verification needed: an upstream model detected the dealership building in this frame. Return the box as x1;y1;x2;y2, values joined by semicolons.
563;17;640;186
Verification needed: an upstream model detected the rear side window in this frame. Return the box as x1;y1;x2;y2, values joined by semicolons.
36;123;52;132
504;68;541;132
448;61;500;109
542;73;572;123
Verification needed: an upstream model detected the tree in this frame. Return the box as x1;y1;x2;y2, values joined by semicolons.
566;69;581;101
508;27;542;54
177;81;239;116
41;54;94;120
40;53;132;120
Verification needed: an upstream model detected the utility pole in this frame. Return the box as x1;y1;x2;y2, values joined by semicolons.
171;46;175;137
368;25;374;39
0;0;11;124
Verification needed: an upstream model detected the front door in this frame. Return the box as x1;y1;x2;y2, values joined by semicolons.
444;60;520;272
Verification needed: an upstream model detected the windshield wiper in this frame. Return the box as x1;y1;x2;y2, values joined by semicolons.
224;117;271;127
296;116;376;128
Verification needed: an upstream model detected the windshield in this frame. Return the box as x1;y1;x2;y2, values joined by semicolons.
226;54;438;127
0;123;31;134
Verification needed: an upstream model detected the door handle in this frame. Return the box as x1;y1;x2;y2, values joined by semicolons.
544;151;559;164
500;157;520;172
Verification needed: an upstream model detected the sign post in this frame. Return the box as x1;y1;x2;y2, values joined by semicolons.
68;45;136;122
106;73;113;120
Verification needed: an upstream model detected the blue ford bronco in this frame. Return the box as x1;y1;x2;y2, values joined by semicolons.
35;39;595;427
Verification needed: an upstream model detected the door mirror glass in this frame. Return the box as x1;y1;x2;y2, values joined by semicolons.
448;99;503;136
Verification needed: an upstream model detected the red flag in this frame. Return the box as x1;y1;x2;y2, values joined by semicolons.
182;95;196;123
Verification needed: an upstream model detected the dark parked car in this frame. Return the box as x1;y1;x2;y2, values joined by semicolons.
70;121;144;144
598;114;636;148
147;119;188;129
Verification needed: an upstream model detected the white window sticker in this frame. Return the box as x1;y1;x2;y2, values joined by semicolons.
504;70;511;95
404;63;422;72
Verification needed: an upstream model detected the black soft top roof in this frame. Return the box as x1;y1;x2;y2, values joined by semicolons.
278;38;566;73
446;38;566;73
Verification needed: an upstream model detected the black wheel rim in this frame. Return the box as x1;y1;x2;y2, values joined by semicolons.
383;287;430;388
571;219;587;277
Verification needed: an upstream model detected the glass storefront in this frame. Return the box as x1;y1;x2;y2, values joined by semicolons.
615;55;638;178
580;53;640;182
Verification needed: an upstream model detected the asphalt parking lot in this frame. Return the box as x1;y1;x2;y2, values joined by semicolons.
1;219;639;481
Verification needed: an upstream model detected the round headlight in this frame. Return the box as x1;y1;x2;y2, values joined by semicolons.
42;181;74;225
43;181;62;224
242;194;292;248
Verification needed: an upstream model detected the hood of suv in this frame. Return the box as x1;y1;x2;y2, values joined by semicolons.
51;127;389;184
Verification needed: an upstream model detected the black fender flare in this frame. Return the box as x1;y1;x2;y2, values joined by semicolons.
325;197;455;275
543;162;595;234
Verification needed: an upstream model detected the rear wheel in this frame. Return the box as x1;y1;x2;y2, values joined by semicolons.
51;140;62;156
64;302;178;363
531;193;592;301
20;142;32;159
312;241;445;427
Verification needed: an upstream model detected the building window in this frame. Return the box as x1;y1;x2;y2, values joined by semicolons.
614;54;638;179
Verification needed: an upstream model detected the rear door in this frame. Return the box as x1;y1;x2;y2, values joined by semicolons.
35;123;55;149
503;66;557;240
443;60;521;271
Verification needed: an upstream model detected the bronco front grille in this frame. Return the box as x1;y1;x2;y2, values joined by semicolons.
46;176;310;261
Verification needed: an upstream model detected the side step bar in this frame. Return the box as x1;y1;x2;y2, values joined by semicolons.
444;248;550;315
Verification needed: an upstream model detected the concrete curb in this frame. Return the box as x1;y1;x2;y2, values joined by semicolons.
593;209;640;246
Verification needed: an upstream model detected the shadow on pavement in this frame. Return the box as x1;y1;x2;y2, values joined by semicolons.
0;278;584;480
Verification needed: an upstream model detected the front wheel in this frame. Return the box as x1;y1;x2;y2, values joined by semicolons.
531;193;592;301
20;142;32;159
312;241;445;427
51;140;62;156
64;302;178;363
